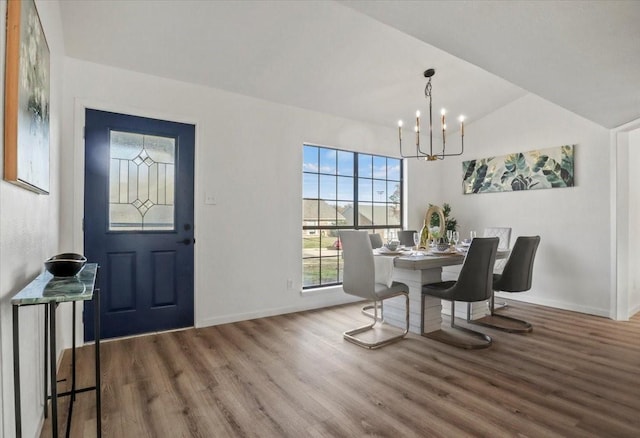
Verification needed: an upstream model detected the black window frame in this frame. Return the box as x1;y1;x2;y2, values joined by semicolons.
302;144;404;290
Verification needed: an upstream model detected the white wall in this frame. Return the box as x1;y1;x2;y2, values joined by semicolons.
60;58;621;327
0;1;65;437
438;94;612;316
61;57;435;331
627;129;640;316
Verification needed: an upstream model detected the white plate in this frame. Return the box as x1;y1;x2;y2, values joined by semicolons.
377;249;407;256
430;249;456;255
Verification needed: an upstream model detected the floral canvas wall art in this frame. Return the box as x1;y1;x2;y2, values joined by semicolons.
3;0;50;194
462;145;574;194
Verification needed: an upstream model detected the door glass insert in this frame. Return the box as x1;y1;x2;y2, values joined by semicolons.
109;131;175;231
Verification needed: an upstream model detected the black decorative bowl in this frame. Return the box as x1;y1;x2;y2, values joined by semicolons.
44;253;87;277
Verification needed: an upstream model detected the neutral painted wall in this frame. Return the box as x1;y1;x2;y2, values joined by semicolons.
0;1;65;436
628;129;640;316
60;58;618;328
439;94;612;316
61;58;443;330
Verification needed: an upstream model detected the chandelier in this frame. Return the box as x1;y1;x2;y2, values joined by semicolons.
398;68;465;161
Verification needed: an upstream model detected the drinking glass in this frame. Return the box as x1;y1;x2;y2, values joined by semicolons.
446;229;453;244
452;231;459;247
470;230;477;240
388;229;396;243
413;231;421;249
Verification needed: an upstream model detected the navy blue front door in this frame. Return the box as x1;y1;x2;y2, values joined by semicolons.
83;109;195;340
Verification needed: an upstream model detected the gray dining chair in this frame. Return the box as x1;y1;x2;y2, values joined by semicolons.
368;233;383;249
340;230;409;349
398;230;417;247
421;237;498;349
483;227;512;308
471;236;540;333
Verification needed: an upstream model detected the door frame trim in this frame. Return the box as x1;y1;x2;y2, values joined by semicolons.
72;98;200;343
611;118;640;320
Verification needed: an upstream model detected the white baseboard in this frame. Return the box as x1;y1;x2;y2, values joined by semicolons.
495;293;610;318
196;292;612;331
196;295;360;328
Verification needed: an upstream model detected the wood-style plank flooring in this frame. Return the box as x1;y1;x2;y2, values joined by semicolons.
42;300;640;437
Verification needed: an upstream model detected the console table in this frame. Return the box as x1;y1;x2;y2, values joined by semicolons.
12;263;101;438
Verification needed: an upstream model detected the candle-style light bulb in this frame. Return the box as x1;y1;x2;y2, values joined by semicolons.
459;115;465;136
398;120;403;141
440;108;446;127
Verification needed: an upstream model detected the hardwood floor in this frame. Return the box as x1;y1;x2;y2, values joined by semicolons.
42;300;640;437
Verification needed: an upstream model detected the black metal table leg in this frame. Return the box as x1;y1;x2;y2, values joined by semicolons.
95;288;102;437
65;302;77;438
44;304;48;419
13;304;22;438
50;303;58;438
72;302;76;401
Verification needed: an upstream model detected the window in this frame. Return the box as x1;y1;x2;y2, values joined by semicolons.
302;144;403;289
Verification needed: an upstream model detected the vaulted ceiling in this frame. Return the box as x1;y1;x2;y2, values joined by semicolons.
59;0;640;130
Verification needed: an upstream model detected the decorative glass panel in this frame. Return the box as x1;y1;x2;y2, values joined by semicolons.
109;131;175;231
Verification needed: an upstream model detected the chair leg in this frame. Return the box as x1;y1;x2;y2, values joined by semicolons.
344;292;409;349
470;292;532;333
486;289;508;311
361;301;383;322
422;301;492;349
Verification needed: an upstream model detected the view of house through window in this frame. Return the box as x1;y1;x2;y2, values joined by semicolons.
302;144;403;289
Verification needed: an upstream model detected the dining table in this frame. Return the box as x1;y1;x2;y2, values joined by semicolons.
374;247;509;335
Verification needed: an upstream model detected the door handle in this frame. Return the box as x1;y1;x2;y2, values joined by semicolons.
177;238;195;245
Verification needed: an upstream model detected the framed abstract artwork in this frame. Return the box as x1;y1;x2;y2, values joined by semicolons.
3;0;50;194
462;145;575;194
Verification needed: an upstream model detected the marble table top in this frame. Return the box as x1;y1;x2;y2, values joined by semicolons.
11;263;98;305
